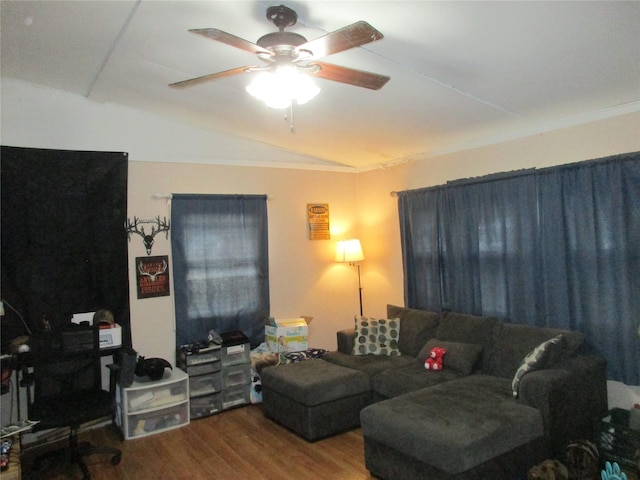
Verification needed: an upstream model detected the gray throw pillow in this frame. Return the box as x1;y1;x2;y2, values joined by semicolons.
386;305;440;357
512;334;565;399
417;339;483;376
353;315;401;356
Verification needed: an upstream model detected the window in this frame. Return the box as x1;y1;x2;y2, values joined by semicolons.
398;153;640;384
171;195;269;347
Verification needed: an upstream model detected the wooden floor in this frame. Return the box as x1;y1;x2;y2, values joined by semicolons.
21;405;378;480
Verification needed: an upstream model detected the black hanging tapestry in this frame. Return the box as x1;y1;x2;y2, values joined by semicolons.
1;146;130;351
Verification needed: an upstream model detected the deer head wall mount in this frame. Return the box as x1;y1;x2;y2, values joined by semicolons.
125;216;170;255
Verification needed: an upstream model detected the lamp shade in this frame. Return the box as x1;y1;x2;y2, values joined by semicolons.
246;66;320;109
335;239;365;263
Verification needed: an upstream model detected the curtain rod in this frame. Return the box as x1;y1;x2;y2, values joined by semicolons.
387;152;638;198
152;193;273;200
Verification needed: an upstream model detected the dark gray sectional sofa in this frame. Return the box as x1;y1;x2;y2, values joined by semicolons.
323;304;608;480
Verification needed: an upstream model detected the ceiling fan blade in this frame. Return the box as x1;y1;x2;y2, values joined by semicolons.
308;62;389;90
169;66;255;89
297;21;383;60
189;28;272;57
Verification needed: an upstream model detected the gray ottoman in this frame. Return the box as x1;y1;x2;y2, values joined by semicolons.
360;375;548;479
261;359;371;441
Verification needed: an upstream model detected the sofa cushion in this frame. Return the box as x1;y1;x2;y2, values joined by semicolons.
435;311;499;373
417;339;483;376
353;315;401;356
323;350;415;378
360;375;544;474
260;359;370;406
511;334;565;399
492;322;584;379
386;305;440;357
371;363;462;399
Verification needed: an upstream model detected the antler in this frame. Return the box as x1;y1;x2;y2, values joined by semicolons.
125;216;171;255
138;259;168;282
125;216;146;239
151;216;171;240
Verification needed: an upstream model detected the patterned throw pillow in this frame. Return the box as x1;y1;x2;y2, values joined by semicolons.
512;334;564;399
353;315;401;356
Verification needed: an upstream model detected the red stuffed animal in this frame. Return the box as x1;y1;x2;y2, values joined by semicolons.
425;346;446;370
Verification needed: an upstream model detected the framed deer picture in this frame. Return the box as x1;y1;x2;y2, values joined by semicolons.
136;255;170;299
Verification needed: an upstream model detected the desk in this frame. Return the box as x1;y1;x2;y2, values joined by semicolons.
1;434;22;480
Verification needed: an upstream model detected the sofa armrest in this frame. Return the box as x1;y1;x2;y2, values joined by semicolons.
518;354;607;456
337;328;356;354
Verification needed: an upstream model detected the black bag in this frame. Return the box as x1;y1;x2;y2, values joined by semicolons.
117;346;137;387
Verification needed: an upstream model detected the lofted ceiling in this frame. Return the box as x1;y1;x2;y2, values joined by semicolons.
1;1;639;170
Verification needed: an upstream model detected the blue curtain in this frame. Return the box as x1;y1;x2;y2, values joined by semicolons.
171;194;269;348
398;152;640;384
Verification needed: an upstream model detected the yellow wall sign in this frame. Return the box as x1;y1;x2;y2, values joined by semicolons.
307;203;330;240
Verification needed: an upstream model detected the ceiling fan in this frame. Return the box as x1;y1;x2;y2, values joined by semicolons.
169;4;390;93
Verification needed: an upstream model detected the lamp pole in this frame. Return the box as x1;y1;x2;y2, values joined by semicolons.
356;263;363;316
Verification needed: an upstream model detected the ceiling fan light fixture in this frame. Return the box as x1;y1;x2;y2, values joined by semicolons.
245;66;320;109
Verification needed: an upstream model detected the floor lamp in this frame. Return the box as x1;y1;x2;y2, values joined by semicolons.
335;239;365;316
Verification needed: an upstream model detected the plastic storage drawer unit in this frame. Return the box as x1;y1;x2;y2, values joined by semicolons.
222;363;251;388
220;331;250;367
177;344;221;366
189;371;222;397
223;384;251;410
191;393;222;419
117;369;190;439
177;343;223;419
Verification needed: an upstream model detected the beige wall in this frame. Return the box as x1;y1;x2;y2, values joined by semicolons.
357;111;640;321
2;80;639;383
127;111;640;363
127;162;361;361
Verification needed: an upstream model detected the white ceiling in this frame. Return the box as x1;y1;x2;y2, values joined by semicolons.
2;1;639;169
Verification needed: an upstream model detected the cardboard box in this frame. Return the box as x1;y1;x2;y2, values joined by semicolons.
71;311;122;350
265;317;308;352
99;323;122;349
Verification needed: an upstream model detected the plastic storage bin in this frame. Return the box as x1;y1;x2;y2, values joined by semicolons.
190;393;222;419
222;363;251;388
186;361;220;376
117;369;189;439
189;371;222;397
221;331;250;367
127;377;188;413
177;345;221;366
177;344;223;419
128;403;188;438
222;384;251;410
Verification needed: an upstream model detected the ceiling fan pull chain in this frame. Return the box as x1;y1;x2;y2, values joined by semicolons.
285;104;295;134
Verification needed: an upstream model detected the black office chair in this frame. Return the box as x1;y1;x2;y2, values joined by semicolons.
27;324;121;479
